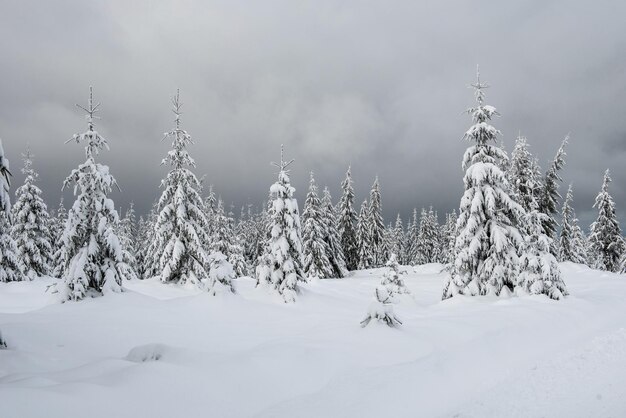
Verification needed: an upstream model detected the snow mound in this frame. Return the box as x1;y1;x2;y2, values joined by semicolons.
126;343;171;363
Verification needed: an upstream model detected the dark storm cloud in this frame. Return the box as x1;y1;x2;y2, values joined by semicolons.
0;0;625;228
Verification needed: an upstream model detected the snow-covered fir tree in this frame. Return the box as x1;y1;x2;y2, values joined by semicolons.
509;135;539;213
139;201;159;278
203;184;217;239
11;150;53;279
321;187;348;278
255;146;305;302
301;172;334;279
441;210;458;266
118;203;139;278
338;166;359;270
206;251;235;295
588;170;625;272
517;201;568;300
356;199;373;269
388;214;405;264
211;199;247;277
368;177;386;266
559;185;587;264
538;136;568;246
414;208;440;265
442;70;524;299
148;90;212;286
0;139;23;283
404;208;419;265
360;254;405;328
56;87;133;301
49;199;67;276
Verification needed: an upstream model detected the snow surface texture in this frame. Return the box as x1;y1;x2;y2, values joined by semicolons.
1;263;626;417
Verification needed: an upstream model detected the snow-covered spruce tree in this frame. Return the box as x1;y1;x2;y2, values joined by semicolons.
255;146;305;302
321;187;348;278
414;208;440;264
442;70;524;299
206;251;235;295
368;177;386;266
56;87;134;301
138;201;159;278
301;172;334;279
118;202;139;279
360;254;405;328
588;170;625;272
389;214;405;264
517;201;568;299
11;150;53;279
148;90;212;286
134;215;148;276
50;199;67;276
441;210;458;266
203;184;217;239
404;208;419;265
0;139;24;283
356;199;373;269
538;136;568;246
211;199;247;277
338;166;359;270
559;185;587;264
509;135;539;213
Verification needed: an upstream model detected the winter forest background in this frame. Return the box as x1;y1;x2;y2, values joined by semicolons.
2;1;626;417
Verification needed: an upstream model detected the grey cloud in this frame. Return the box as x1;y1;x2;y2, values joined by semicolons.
0;0;625;229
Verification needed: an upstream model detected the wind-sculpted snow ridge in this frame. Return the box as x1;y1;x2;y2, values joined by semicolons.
0;263;625;418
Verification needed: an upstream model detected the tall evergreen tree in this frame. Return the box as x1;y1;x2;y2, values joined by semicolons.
368;177;386;266
442;70;523;299
559;185;587;264
11;150;53;279
338;166;358;270
538;136;568;245
255;146;305;302
588;170;625;272
49;199;67;276
0;139;23;283
404;208;419;265
509;135;538;213
356;199;373;269
211;199;247;277
301;172;334;279
414;208;440;264
389;214;405;264
148;90;212;286
441;210;458;266
321;187;348;278
56;87;133;301
118;203;139;279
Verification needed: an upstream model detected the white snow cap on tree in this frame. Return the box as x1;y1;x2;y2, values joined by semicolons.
255;145;305;303
11;149;53;280
56;87;134;301
148;90;212;287
360;253;405;328
442;68;524;299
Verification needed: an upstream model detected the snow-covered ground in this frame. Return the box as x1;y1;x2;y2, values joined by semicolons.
1;263;625;418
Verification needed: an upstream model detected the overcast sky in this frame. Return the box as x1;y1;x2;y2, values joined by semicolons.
0;0;624;228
